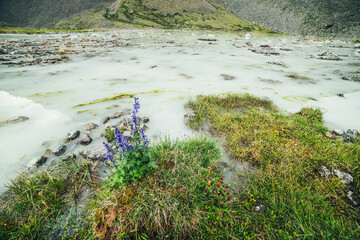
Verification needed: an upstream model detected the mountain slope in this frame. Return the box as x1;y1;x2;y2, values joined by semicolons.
0;0;114;28
223;0;360;37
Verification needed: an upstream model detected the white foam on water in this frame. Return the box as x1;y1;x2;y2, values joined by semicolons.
0;91;73;191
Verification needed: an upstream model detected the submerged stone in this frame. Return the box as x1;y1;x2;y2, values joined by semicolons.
27;156;47;168
79;123;98;131
0;116;29;125
53;145;67;156
62;153;76;162
110;111;124;119
68;130;80;140
78;133;92;145
221;74;236;80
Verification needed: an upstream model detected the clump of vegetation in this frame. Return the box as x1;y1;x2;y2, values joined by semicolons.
102;97;156;188
0;158;97;239
286;73;318;83
186;93;360;238
92;137;222;239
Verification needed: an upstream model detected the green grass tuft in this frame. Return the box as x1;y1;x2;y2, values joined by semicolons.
186;93;360;239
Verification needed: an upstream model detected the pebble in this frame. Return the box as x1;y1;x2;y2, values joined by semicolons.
53;145;67;156
68;130;80;140
78;133;92;145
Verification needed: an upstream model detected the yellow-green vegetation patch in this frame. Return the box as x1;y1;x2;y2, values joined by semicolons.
348;62;360;67
28;90;69;98
72;89;164;108
282;95;313;102
105;0;274;32
286;73;318;83
186;93;360;239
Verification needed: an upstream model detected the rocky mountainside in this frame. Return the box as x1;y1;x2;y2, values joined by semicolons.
0;0;114;28
0;0;359;37
223;0;360;37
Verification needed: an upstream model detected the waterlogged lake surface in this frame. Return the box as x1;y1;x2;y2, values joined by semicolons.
0;30;360;191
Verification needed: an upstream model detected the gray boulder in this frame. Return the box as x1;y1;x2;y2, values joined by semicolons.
62;153;76;162
79;123;98;131
111;111;124;119
27;156;47;168
53;145;67;156
319;165;331;177
67;130;80;140
333;169;353;185
79;145;107;161
332;129;345;136
78;133;92;145
345;129;359;142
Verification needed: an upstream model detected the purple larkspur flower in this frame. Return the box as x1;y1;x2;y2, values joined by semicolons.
103;142;114;162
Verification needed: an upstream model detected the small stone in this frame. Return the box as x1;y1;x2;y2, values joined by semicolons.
62;153;76;162
325;132;336;139
345;129;359;142
260;79;282;84
53;145;67;156
342;75;360;82
27;156;47;168
319;165;331;177
184;112;196;119
260;44;271;48
102;117;110;124
140;123;148;130
79;145;107;161
267;59;285;66
0;48;8;54
68;130;80;140
117;120;131;131
347;191;359;206
78;133;92;145
220;74;236;80
333;169;353;185
140;117;150;123
336;93;344;97
280;48;293;51
42;149;53;158
0;116;29;125
79;123;98;131
255;204;266;213
110;111;124;119
332;129;345;136
60;138;71;145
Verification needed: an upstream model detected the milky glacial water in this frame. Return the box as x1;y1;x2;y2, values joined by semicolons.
0;30;359;191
